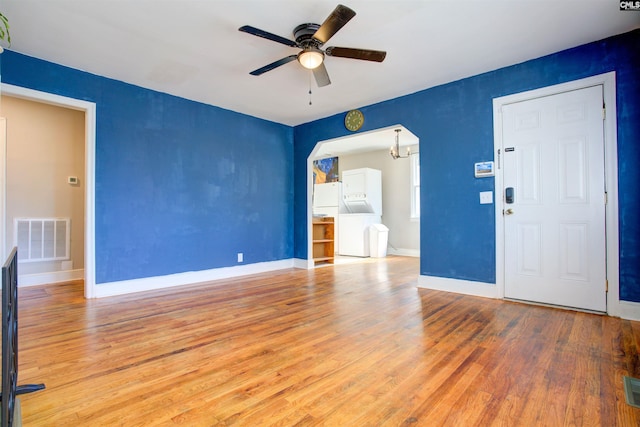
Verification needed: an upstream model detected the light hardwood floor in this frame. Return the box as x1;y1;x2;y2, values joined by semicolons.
16;256;640;426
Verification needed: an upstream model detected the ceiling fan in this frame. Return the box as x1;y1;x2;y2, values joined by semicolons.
238;4;386;87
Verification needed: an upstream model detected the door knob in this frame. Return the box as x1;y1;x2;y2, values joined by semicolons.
505;208;514;215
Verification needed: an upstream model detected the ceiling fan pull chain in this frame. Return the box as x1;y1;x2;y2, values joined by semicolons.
309;72;313;105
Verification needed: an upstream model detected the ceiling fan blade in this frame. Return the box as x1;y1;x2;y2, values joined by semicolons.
249;55;298;76
239;25;298;47
313;63;331;87
313;4;356;44
325;46;386;62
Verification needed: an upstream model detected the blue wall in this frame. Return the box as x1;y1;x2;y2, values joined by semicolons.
2;29;638;301
294;29;640;301
1;52;294;284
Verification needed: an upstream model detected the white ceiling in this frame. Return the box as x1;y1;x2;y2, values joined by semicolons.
1;1;638;127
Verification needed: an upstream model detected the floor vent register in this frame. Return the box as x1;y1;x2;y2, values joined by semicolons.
623;376;640;408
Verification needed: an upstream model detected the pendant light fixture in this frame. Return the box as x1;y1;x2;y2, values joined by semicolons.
390;129;411;159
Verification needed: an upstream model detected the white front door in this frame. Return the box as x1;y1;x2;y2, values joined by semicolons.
502;85;606;312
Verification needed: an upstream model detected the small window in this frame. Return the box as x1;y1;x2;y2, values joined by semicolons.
411;153;420;218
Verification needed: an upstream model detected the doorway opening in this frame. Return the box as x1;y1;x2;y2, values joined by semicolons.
1;84;96;298
306;125;420;269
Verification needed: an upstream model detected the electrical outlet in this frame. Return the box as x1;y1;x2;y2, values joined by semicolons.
237;253;243;263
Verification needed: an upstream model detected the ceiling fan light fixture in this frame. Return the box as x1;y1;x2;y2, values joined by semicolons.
298;48;324;69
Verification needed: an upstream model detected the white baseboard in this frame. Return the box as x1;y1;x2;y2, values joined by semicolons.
27;262;640;321
418;275;640;320
418;275;499;299
92;259;296;298
293;258;312;269
387;248;420;257
19;269;84;287
610;300;640;321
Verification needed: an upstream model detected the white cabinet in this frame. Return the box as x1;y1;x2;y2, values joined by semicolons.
313;182;342;207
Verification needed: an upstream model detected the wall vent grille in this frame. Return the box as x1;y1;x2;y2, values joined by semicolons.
14;218;70;263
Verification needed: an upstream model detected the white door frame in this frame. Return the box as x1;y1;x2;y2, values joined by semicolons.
493;72;621;316
1;83;97;298
0;118;6;263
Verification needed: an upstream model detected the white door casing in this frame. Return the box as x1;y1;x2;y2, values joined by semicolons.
0;118;5;261
495;72;636;319
501;85;606;311
1;84;97;298
494;74;620;316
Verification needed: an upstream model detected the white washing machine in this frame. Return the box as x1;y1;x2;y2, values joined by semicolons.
338;213;381;257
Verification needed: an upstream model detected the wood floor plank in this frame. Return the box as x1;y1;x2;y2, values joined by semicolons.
13;256;640;425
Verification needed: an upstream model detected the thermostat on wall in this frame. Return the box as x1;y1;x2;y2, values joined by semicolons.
474;161;494;178
67;176;78;184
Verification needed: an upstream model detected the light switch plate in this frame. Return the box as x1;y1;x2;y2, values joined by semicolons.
480;191;493;204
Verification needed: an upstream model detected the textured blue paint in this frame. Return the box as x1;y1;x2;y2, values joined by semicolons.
294;29;640;301
2;29;638;301
1;52;294;284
